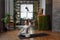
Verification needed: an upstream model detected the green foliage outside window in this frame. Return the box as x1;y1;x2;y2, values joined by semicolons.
13;0;17;29
33;1;38;30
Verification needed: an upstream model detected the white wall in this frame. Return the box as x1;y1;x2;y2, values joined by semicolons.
40;0;46;15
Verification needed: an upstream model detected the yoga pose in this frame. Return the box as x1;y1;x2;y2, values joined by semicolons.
19;20;30;37
18;19;34;37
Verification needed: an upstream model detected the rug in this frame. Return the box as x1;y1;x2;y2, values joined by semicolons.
18;33;48;39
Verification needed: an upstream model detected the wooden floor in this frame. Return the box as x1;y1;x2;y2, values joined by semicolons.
0;30;60;40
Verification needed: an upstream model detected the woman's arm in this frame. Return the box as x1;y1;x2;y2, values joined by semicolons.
20;28;24;33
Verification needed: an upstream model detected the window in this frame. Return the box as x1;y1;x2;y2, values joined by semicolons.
21;4;33;19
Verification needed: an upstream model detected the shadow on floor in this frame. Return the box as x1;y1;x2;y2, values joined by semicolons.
18;33;49;39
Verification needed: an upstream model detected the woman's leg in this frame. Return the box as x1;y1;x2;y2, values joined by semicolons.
30;27;34;34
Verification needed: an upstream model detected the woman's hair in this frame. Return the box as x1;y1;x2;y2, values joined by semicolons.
25;19;33;25
25;20;29;25
29;20;33;25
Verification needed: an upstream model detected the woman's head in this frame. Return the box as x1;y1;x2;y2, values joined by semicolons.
25;20;29;25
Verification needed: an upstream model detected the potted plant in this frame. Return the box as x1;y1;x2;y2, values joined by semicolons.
1;13;10;30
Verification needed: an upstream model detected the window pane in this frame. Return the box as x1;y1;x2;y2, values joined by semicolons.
21;4;33;19
28;13;33;19
21;4;27;13
21;13;26;19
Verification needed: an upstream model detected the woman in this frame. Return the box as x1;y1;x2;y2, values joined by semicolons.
19;20;30;37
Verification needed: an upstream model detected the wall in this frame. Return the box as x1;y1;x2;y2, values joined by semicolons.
5;0;14;22
39;0;60;31
52;0;60;32
40;0;46;15
45;0;52;30
0;0;5;32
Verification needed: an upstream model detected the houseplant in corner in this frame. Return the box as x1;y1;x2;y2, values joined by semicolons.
1;13;10;30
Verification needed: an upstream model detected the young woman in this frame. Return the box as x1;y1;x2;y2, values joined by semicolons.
18;20;30;37
18;19;34;37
